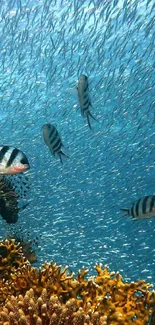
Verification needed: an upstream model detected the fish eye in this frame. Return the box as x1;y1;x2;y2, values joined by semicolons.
20;156;29;165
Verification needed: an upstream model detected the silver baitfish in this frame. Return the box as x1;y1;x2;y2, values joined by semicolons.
121;195;155;219
77;74;98;129
42;124;69;164
0;146;30;175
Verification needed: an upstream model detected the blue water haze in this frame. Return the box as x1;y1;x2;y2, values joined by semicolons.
0;0;155;283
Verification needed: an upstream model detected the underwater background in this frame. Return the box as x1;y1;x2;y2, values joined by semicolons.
0;0;155;284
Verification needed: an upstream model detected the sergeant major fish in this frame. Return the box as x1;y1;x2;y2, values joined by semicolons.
42;124;69;164
0;146;30;175
77;74;98;129
121;195;155;219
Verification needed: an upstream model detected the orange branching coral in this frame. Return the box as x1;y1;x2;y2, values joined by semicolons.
0;239;154;324
150;311;155;325
0;285;154;325
5;262;76;298
6;227;40;264
0;239;29;302
84;265;155;324
0;239;28;280
0;262;154;324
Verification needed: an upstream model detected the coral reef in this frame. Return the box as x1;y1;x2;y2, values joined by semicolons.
6;227;39;264
0;239;28;302
2;262;75;299
0;287;108;325
0;239;154;324
0;239;28;280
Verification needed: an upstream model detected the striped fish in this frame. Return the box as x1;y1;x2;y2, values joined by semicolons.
42;124;69;164
121;195;155;219
77;74;98;129
0;146;30;175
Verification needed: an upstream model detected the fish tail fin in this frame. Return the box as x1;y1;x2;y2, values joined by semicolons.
87;111;99;129
87;114;92;129
59;151;70;164
120;208;129;216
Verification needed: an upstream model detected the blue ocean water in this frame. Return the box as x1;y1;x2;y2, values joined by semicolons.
0;0;155;284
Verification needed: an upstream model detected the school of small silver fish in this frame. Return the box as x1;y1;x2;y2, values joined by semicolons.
0;0;155;281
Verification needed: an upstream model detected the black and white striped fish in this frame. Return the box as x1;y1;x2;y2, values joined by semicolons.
121;195;155;219
77;74;98;129
42;124;69;164
0;146;30;175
